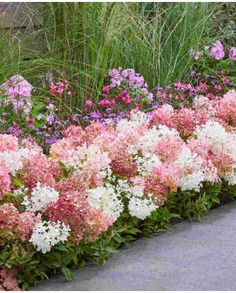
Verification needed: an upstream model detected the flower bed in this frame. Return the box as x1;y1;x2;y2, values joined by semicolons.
1;40;236;290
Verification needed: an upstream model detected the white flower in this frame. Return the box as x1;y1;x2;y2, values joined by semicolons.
129;110;149;124
192;95;210;109
0;147;38;175
128;196;157;220
174;147;205;191
194;121;229;153
174;146;203;172
224;163;236;185
116;111;147;134
179;170;204;191
24;182;59;212
134;153;162;175
116;179;132;196
87;184;124;221
29;221;70;254
60;144;111;178
129;125;179;156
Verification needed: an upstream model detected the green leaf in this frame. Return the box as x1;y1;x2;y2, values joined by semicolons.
62;267;73;281
12;177;24;188
54;244;68;252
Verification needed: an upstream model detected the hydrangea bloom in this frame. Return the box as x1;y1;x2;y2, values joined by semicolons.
88;184;124;221
29;220;70;253
0;163;11;200
128;196;157;220
23;182;60;212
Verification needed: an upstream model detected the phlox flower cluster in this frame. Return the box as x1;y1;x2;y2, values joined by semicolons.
81;68;153;125
0;75;33;115
108;67;153;100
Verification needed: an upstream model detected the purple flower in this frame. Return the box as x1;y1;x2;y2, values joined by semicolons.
194;51;202;60
90;111;102;120
37;114;45;120
45;114;55;124
229;47;236;61
209;40;225;60
45;138;58;145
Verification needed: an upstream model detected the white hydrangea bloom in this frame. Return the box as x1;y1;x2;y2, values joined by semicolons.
23;182;59;212
135;153;162;175
0;148;28;175
174;146;203;172
225;163;236;185
129;125;179;156
222;134;236;161
29;221;70;254
116;179;132;196
128;196;157;220
0;147;39;175
116;111;147;134
129;110;149;124
130;184;144;198
179;170;204;191
194;121;229;153
192;95;210;109
87;184;124;221
60;143;111;177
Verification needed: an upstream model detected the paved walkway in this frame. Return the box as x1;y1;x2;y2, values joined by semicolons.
32;201;236;291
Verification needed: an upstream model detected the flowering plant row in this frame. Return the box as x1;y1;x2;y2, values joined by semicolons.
1;81;236;289
81;40;236;124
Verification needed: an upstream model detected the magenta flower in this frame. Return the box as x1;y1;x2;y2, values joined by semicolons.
85;99;93;107
229;47;236;61
99;99;112;108
209;40;225;60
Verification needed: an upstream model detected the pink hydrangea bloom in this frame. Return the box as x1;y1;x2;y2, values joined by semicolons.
0;163;11;200
0;268;21;291
0;134;18;152
149;104;175;128
155;135;185;163
173;108;196;137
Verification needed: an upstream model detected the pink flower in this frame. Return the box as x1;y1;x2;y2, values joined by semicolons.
149;104;175;128
214;85;222;92
103;85;110;95
229;47;236;61
173;108;196;137
0;134;18;152
0;268;21;291
209;40;225;60
99;99;112;108
85;99;93;107
116;93;132;104
155;135;185;163
145;164;180;205
0;163;11;200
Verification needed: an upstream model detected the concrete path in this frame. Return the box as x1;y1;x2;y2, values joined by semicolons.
32;201;236;291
